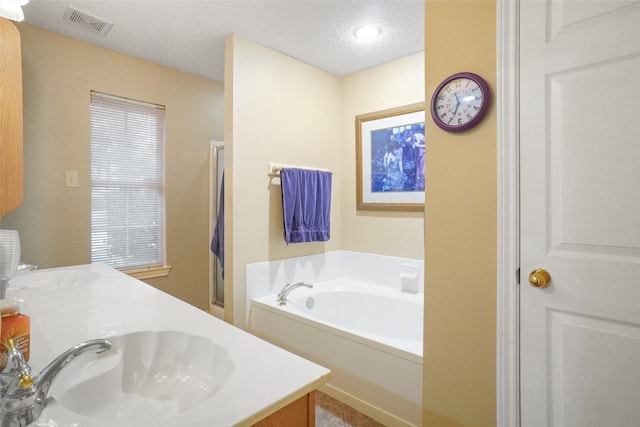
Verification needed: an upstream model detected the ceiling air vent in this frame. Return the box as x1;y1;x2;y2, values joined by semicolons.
63;6;113;36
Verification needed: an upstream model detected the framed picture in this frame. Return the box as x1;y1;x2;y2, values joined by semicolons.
356;102;425;211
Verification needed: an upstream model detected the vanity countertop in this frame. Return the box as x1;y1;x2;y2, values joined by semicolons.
6;263;331;426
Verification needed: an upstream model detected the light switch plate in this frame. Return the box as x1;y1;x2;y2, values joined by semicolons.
65;170;79;188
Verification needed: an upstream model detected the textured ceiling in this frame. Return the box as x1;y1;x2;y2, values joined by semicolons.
22;0;424;82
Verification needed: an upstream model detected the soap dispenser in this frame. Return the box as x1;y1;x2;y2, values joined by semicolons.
0;299;30;370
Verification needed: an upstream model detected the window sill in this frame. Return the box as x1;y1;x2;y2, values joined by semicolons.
122;265;172;280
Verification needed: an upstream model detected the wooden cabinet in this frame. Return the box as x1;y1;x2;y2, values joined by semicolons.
252;391;315;427
0;18;23;218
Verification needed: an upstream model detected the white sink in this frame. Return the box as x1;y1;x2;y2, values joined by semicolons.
6;264;330;427
10;269;99;290
54;330;234;424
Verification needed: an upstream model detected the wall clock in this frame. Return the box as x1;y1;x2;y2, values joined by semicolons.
430;72;491;133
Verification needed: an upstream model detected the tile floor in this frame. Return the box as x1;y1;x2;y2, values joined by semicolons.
315;391;386;427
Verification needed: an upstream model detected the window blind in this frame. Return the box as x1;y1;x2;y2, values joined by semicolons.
90;91;166;270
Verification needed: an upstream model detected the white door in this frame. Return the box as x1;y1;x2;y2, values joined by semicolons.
519;1;640;426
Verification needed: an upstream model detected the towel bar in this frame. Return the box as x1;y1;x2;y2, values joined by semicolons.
268;166;283;177
267;162;331;178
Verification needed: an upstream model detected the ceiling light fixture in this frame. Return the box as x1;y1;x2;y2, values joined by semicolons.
354;24;381;41
0;0;29;22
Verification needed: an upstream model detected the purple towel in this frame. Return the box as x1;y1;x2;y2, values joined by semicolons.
281;168;332;244
210;173;224;277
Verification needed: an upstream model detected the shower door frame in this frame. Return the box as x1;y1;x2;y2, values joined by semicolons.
209;141;225;316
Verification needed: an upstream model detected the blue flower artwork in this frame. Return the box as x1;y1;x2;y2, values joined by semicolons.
370;123;425;193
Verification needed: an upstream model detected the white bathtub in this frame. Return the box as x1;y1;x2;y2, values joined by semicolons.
249;279;423;427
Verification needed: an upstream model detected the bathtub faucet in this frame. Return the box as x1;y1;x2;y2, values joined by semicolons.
277;282;313;305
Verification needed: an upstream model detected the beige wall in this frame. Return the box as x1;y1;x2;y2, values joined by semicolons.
423;1;497;426
1;24;224;310
224;35;342;326
2;6;500;425
340;52;425;259
225;36;426;327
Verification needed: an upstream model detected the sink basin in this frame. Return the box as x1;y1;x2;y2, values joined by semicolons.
54;330;234;424
9;269;99;290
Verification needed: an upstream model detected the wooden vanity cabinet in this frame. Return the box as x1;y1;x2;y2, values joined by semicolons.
0;18;23;218
252;391;316;427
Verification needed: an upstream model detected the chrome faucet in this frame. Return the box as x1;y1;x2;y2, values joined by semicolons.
16;264;38;272
0;338;112;427
0;264;38;300
277;281;313;305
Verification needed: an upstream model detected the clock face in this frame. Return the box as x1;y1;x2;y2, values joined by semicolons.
430;72;491;133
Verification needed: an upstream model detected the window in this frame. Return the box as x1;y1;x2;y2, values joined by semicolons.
90;91;167;274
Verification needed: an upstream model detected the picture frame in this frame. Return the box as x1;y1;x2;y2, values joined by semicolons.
356;102;426;211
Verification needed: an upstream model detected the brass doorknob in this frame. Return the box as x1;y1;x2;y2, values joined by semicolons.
528;269;551;288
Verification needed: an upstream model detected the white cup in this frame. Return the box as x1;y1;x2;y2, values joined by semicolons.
0;229;20;282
